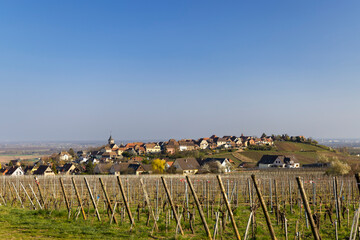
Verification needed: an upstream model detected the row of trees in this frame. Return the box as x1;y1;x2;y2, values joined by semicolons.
262;133;318;145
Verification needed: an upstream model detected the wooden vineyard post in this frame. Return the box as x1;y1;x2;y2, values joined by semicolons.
11;182;23;208
117;176;135;226
20;183;36;210
251;175;277;240
355;173;360;194
59;178;70;214
289;180;292;213
216;175;241;240
186;175;212;240
29;183;42;209
34;177;45;209
99;177;118;224
243;211;253;240
274;179;279;224
140;178;158;231
0;191;6;206
296;177;321;240
84;177;101;221
160;177;183;235
334;177;341;228
72;177;86;220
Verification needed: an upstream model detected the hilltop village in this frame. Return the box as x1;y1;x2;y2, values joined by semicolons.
0;134;318;176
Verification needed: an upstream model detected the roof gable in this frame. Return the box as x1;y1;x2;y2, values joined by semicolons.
174;158;200;170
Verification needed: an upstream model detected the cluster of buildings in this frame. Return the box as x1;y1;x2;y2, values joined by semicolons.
3;134;329;177
93;157;234;175
0;157;234;176
76;135;274;164
0;161;79;177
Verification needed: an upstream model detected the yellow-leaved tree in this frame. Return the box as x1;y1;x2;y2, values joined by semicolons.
152;159;166;173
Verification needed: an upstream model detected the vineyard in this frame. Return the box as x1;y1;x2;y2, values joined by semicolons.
1;170;360;239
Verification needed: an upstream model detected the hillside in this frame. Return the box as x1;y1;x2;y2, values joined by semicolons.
235;141;360;166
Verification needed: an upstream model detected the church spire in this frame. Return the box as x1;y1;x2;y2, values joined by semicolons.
108;134;114;145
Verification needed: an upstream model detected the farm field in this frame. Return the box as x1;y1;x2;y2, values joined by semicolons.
0;171;359;239
0;154;43;164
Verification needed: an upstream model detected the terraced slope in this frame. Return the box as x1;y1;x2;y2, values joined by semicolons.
237;141;359;165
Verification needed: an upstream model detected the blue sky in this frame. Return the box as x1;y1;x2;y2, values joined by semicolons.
0;1;359;141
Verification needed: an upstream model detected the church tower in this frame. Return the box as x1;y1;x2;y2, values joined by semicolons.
108;135;115;145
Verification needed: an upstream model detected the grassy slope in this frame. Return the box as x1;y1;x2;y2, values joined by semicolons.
237;141;359;165
0;207;182;240
0;204;353;240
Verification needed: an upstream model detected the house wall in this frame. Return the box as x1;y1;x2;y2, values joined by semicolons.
179;146;187;151
166;148;176;154
12;168;24;176
259;164;272;169
146;148;161;153
200;142;208;149
60;155;72;161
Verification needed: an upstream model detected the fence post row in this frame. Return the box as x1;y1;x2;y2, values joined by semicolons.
2;173;360;239
186;175;212;240
216;175;241;240
160;177;183;235
296;177;321;240
99;177;118;224
251;174;277;240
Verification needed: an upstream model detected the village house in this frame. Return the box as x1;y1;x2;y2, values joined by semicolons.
125;142;144;150
58;151;73;162
142;164;153;174
208;142;218;149
24;165;37;175
33;165;55;176
125;148;138;156
10;159;21;167
164;139;179;154
135;146;146;155
224;140;236;149
94;163;112;174
216;138;227;147
109;163;145;175
5;166;24;176
171;158;201;175
115;146;127;156
201;158;233;173
255;137;274;146
0;168;8;175
232;137;243;147
101;146;112;153
179;140;196;151
101;151;118;162
59;163;78;175
198;139;209;149
77;150;87;158
165;161;174;170
78;155;89;164
209;135;218;141
257;155;300;169
145;143;162;154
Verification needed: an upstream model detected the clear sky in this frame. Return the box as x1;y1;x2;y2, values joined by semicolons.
0;0;360;142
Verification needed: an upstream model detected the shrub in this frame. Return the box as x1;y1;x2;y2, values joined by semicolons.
325;159;351;175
